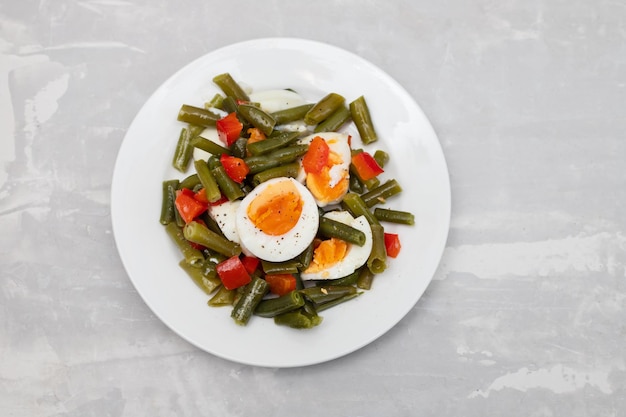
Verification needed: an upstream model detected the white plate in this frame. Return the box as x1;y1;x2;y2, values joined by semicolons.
111;38;450;367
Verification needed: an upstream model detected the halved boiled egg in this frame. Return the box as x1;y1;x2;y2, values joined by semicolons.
235;177;319;262
300;211;373;281
297;132;352;207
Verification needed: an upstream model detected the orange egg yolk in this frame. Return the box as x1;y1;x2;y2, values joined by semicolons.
306;151;349;204
247;181;303;236
304;238;348;273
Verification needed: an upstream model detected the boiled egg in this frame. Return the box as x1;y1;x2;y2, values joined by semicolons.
207;199;241;245
249;89;308;113
297;132;352;207
300;211;373;281
235;177;319;262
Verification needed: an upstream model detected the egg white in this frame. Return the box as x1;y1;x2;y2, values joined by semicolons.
300;211;373;281
235;177;319;262
249;89;308;113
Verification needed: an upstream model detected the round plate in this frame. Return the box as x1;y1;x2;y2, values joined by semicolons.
111;38;450;367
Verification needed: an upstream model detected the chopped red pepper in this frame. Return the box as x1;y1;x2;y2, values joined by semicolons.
175;189;207;224
216;112;243;146
351;151;384;181
220;154;250;183
194;188;209;204
241;255;260;274
383;233;401;258
216;255;252;290
302;136;330;174
265;274;297;296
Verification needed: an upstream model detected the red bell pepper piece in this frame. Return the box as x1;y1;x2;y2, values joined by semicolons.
194;188;209;204
175;189;207;224
264;274;297;296
220;154;250;183
216;112;243;146
302;136;330;174
383;233;401;258
351;151;384;181
241;255;260;274
216;255;252;290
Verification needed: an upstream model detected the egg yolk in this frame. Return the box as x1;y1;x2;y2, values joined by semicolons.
247;180;303;236
304;238;348;273
306;151;349;204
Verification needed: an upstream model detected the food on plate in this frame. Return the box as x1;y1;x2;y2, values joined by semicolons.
160;72;415;328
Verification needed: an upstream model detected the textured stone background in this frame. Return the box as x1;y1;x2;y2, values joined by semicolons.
1;1;625;416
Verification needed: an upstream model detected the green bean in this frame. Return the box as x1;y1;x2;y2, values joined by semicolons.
177;104;220;127
183;221;241;258
188;124;205;138
230;137;248;159
178;260;221;295
298;242;315;272
363;176;380;191
374;208;415;225
198;257;219;279
360;179;403;208
221;96;239;114
319;216;366;246
304;93;345;125
244;145;308;174
349;174;364;193
211;165;245;201
294;272;305;290
316;292;361;312
356;267;375;290
238;104;276;136
252;162;300;185
341;193;379;226
207;154;222;170
254;291;305;318
243;156;280;175
367;223;387;274
373;149;390;168
273;308;323;329
178;173;201;190
298;285;357;305
261;259;301;275
205;93;224;110
208;285;234;306
271;103;314;125
173;199;184;227
349;95;377;144
193;160;222;203
212;73;250;102
314;105;351;133
172;127;194;172
246;131;299;156
270;144;309;164
164;222;204;267
231;276;269;325
302;297;318;318
191;136;231;156
160;179;179;225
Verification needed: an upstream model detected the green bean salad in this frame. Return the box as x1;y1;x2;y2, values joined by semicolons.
160;73;414;329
